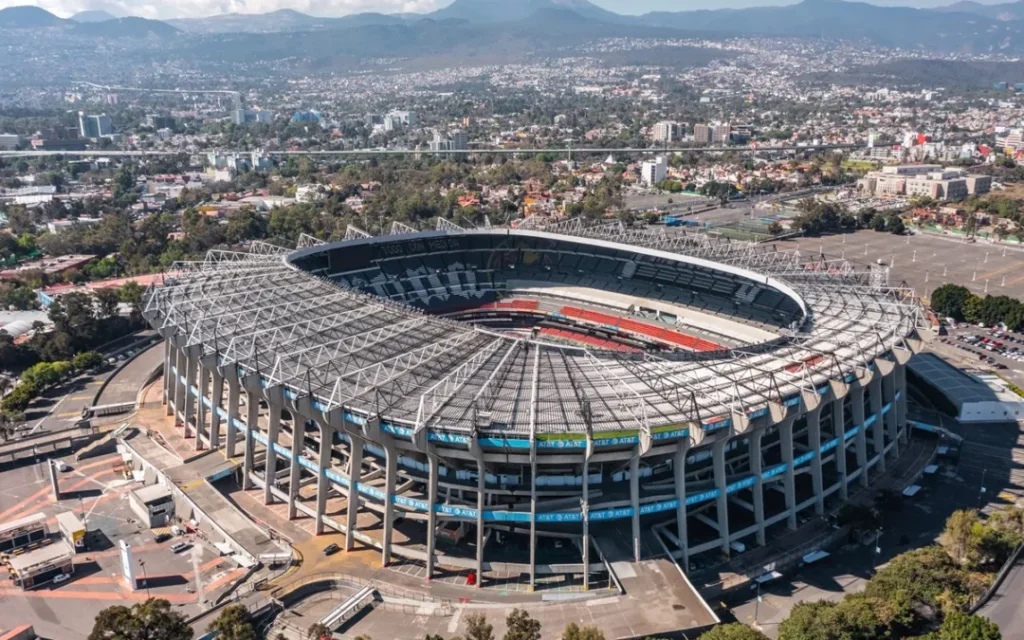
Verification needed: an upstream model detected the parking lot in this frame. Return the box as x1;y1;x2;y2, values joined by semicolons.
0;452;246;640
782;230;1024;300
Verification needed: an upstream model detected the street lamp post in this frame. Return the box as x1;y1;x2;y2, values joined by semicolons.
872;529;883;572
138;559;150;598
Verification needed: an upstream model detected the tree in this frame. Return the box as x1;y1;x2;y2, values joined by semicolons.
697;623;767;640
207;604;256;640
95;287;121;319
88;598;192;640
938;611;1001;640
931;284;973;322
941;510;982;566
503;609;541;640
465;613;495;640
561;622;607;640
73;351;103;371
306;622;331;640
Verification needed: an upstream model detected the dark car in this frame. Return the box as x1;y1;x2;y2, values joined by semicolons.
155;533;172;543
323;543;340;556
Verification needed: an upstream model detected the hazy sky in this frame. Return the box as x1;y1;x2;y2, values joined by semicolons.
0;0;1012;19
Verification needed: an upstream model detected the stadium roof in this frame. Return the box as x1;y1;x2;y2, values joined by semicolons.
143;220;922;438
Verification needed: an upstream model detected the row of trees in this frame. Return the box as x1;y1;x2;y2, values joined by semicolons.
0;351;103;426
930;283;1024;330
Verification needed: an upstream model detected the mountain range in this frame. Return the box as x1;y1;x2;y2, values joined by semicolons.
0;5;177;36
1;0;1024;53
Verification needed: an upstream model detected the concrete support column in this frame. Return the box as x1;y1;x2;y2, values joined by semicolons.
163;339;172;410
713;439;730;554
475;461;486;587
780;417;797;530
630;456;641;562
749;429;766;546
582;447;591;591
896;364;909;445
225;376;240;458
173;346;185;423
674;441;689;570
184;351;198;438
263;395;281;506
882;371;898;460
242;388;257;490
833;396;848;500
851;385;869;488
869;375;886;475
808;407;825;516
210;372;224;450
344;437;363;551
195;365;209;451
287;418;307;520
529;456;537;592
426;454;438;580
381;443;398;567
314;419;333;535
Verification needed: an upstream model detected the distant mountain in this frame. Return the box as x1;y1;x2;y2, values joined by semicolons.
631;0;1021;50
168;9;407;33
71;16;179;38
71;10;118;22
0;5;63;28
427;0;625;23
934;0;1024;19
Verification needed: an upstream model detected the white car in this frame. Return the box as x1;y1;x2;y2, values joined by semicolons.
52;573;69;585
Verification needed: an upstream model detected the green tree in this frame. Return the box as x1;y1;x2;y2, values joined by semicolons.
465;613;495;640
561;622;607;640
306;622;331;640
73;351;103;371
931;284;973;322
503;609;541;640
207;604;256;640
698;623;768;640
938;611;1001;640
95;288;121;319
88;598;192;640
941;510;982;565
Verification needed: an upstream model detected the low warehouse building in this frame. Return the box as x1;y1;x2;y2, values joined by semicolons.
128;484;175;527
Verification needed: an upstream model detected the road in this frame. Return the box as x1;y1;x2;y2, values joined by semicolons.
14;331;157;438
981;553;1024;640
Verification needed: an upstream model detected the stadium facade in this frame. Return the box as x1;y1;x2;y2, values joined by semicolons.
144;220;922;587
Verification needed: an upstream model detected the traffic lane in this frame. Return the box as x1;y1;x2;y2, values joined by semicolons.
981;554;1024;640
19;372;113;437
95;342;163;406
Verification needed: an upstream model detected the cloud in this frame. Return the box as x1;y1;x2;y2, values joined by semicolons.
0;0;444;19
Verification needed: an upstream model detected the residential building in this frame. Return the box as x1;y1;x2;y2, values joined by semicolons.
231;109;272;125
652;121;679;143
145;114;175;129
0;134;20;150
641;156;668;187
78;112;112;139
430;130;468;152
712;123;732;144
292;111;321;123
693;124;712;145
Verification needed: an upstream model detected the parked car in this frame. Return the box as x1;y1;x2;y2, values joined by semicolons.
323;543;340;556
155;533;172;544
52;573;69;585
170;542;190;554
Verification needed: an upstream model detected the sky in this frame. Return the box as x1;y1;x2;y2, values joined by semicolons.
0;0;1014;20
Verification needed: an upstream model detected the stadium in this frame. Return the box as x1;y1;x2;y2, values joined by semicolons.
143;218;922;589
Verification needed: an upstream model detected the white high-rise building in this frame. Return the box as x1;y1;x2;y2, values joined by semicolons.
652;121;679;143
641;156;668;187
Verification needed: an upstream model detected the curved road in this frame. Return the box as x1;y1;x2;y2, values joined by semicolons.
981;554;1024;640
